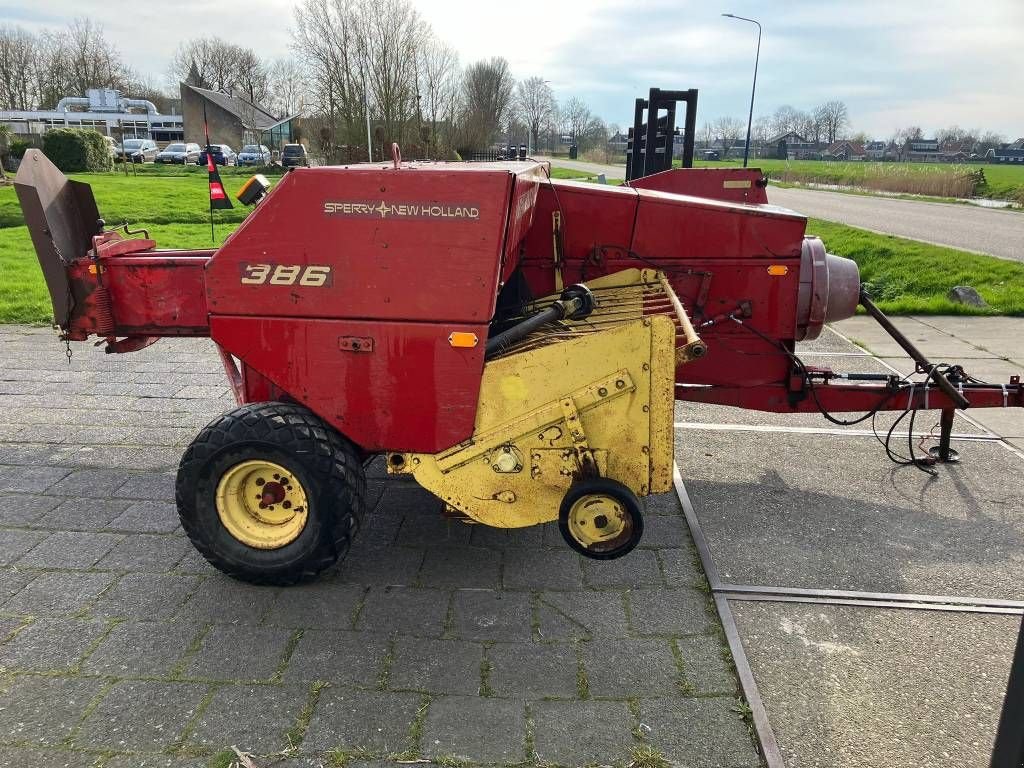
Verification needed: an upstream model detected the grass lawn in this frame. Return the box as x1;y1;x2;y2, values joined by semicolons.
547;166;624;184
1;167;1022;323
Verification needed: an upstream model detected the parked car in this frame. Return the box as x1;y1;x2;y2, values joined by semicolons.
115;139;158;163
237;144;271;166
198;144;237;166
155;142;201;164
281;143;309;168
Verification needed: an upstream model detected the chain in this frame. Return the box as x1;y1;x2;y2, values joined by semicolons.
49;236;74;366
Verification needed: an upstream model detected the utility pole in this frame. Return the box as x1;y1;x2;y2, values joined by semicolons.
722;13;761;167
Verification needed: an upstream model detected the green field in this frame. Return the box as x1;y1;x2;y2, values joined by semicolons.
1;166;1022;323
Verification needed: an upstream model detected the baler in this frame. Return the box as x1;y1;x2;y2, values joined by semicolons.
14;149;1022;584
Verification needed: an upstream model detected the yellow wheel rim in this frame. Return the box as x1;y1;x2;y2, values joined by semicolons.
215;460;309;549
567;494;630;548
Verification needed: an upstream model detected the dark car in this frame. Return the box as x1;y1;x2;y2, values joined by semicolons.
237;144;271;166
115;139;158;163
281;143;309;168
198;144;237;166
155;142;201;164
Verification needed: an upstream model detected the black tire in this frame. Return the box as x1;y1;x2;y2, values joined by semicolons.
176;402;366;585
558;477;643;560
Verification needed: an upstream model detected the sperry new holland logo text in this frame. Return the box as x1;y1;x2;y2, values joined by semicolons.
323;200;481;220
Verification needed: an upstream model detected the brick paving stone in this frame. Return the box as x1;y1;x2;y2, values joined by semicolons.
93;573;201;621
582;638;682;698
387;636;483;695
4;571;116;617
584;549;664;588
112;473;176;500
338;547;424;586
450;589;532;642
34;498;132;531
188;683;310;753
641;515;690;548
82;621;203;677
263;582;365;629
45;469;134;498
418;546;501;589
95;534;190;571
469;524;544;549
676;635;739;696
531;699;636;764
284;628;389;686
177;577;277;625
628;587;714;636
173;546;214;575
658;548;706;588
356;586;449;637
17;531;123;568
75;680;209;751
0;464;70;493
302;688;422;753
0;492;62;525
639;697;760;768
644;491;686;516
0;675;104;746
0;748;101;768
184;624;294;681
396;511;472;547
0;615;25;639
422;695;526;762
107;500;180;533
501;549;582;591
0;565;34;602
0;618;109;672
0;529;47;566
536;591;630;640
487;641;579;698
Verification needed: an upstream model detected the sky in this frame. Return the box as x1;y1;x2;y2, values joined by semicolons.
3;0;1023;140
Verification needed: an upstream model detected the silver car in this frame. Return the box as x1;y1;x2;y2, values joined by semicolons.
155;142;201;164
116;139;158;163
238;144;271;166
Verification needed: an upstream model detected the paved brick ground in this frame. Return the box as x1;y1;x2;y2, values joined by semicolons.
0;327;759;768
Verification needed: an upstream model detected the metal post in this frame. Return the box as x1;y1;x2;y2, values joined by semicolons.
990;615;1024;768
363;72;373;163
723;14;761;167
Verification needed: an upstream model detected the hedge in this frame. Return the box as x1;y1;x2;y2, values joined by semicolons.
42;128;112;173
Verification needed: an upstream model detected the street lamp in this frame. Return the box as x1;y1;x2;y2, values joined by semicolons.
722;13;761;167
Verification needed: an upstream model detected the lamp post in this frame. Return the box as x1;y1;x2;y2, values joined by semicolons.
722;13;761;167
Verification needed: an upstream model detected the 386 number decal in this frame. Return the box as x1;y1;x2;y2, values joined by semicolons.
240;263;333;287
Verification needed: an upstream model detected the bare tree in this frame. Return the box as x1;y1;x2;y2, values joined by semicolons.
713;116;745;152
234;48;270;104
0;26;36;110
516;76;554;151
64;18;126;95
418;39;460;155
169;37;259;95
560;96;591;142
459;57;515;151
815;100;848;143
267;59;306;118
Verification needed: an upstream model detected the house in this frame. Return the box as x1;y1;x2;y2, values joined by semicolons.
767;132;820;160
822;140;866;161
607;131;629;152
864;140;887;160
991;141;1024;163
900;138;941;162
180;83;297;151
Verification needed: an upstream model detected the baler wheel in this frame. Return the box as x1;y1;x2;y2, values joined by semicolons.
176;402;366;585
558;478;643;560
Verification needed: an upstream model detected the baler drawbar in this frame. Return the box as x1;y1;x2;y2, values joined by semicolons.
14;148;1022;584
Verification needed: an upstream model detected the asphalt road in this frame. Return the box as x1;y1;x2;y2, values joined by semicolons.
539;157;1024;263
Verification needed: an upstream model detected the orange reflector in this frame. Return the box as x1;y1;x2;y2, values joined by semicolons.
767;265;789;276
448;332;479;348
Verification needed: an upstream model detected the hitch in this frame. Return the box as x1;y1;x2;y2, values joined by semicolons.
860;287;969;461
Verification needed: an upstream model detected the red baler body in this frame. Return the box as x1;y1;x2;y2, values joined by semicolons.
15;152;1022;457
